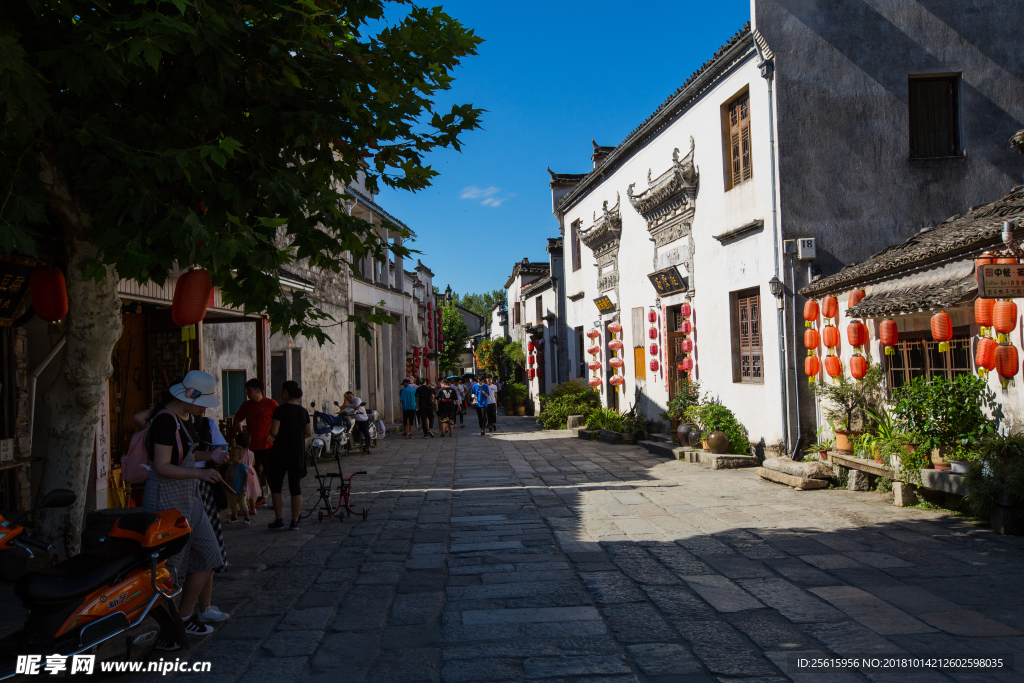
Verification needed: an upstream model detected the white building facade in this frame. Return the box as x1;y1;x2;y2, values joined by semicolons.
551;26;787;449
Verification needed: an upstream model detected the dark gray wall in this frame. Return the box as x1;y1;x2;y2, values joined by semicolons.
758;0;1024;273
756;0;1024;447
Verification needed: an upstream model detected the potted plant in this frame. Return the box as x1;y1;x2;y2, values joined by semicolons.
687;402;750;455
683;405;706;449
964;433;1024;533
814;364;883;453
662;380;701;444
890;375;997;467
811;438;835;461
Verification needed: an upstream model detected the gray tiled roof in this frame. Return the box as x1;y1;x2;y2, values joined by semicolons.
800;186;1024;298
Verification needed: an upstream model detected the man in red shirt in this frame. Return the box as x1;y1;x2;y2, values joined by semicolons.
233;378;278;506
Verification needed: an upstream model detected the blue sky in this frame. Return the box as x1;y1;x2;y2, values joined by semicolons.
375;0;751;297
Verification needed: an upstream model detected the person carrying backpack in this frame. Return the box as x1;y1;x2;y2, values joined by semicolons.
435;379;458;437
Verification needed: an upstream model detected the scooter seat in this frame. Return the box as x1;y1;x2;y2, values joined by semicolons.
16;539;146;607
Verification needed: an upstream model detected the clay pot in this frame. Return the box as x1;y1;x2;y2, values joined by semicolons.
707;431;730;454
834;430;862;454
687;429;703;448
516;406;525;416
676;423;694;444
818;450;829;462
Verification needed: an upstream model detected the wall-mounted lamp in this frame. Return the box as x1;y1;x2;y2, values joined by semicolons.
768;275;784;309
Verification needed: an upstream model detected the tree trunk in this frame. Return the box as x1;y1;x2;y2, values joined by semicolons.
34;235;122;558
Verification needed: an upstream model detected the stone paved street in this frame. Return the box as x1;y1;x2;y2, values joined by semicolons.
123;416;1024;681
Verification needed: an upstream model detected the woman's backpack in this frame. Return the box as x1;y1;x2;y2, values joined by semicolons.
120;409;183;485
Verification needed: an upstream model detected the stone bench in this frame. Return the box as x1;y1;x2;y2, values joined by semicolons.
757;457;832;490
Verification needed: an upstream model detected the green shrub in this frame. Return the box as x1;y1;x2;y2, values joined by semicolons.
503;382;528;408
536;386;601;430
586;408;624;433
964;433;1024;518
661;380;701;423
890;375;997;452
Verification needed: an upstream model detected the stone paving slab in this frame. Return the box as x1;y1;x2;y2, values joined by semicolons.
46;413;1023;683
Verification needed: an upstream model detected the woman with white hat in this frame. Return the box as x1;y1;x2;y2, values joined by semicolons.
142;370;226;646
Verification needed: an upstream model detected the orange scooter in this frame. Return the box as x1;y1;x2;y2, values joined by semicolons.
0;490;191;679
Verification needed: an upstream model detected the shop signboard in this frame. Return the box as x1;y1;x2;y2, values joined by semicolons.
648;266;686;296
977;264;1024;299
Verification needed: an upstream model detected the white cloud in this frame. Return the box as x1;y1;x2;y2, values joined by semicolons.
460;185;500;200
460;185;514;208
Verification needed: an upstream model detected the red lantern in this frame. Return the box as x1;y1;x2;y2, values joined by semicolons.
172;268;212;328
976;337;997;372
650;360;659;372
975;298;994;328
995;343;1018;384
680;303;692;318
681;340;693;353
647;311;657;323
588;360;602;371
587;345;601;356
996;257;1019;265
29;266;68;323
680;321;692;334
413;347;421;357
804;328;820;350
528;342;535;352
822;295;838;319
822;325;840;349
537;352;544;365
803;300;819;323
428;329;434;339
528;355;536;366
850;354;867;379
609;340;623;352
608;322;623;334
648;328;658;339
825;355;842;378
423;356;430;366
994;300;1017;335
848;288;865;309
930;311;952;351
528;368;536;379
976;252;996;267
680;358;694;371
427;341;434;350
805;355;820;379
427;302;433;310
609;357;624;369
649;343;658;356
427;311;433;321
586;328;601;339
847;321;867;348
588;377;602;387
880;319;898;355
609;375;625;387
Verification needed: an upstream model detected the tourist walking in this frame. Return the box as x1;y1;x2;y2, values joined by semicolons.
416;379;436;438
453;378;466;428
266;381;312;531
472;378;489;436
436;379;458;437
485;376;498;432
234;432;260;516
232;378;278;507
140;371;225;645
400;378;417;438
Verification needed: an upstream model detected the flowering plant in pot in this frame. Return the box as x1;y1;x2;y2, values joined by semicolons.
662;380;701;443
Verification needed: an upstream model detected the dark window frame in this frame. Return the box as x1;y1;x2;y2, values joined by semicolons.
571;220;582;272
535;297;543;325
908;74;962;159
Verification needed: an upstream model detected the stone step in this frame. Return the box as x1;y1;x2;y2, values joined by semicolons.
647;433;674;443
757;467;829;490
678;449;759;469
639;440;683;459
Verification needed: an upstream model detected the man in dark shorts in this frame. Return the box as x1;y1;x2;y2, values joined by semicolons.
232;378;278;507
416;379;436;438
266;381;311;530
435;379;458;437
400;378;417;438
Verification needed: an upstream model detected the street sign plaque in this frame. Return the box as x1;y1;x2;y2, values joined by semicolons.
647;266;687;296
977;264;1024;299
594;295;616;313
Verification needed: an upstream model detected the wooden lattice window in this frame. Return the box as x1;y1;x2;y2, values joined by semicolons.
732;289;762;383
725;92;752;189
885;331;971;391
571;220;582;272
909;76;961;158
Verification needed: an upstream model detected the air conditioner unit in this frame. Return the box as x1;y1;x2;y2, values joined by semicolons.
796;237;816;260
